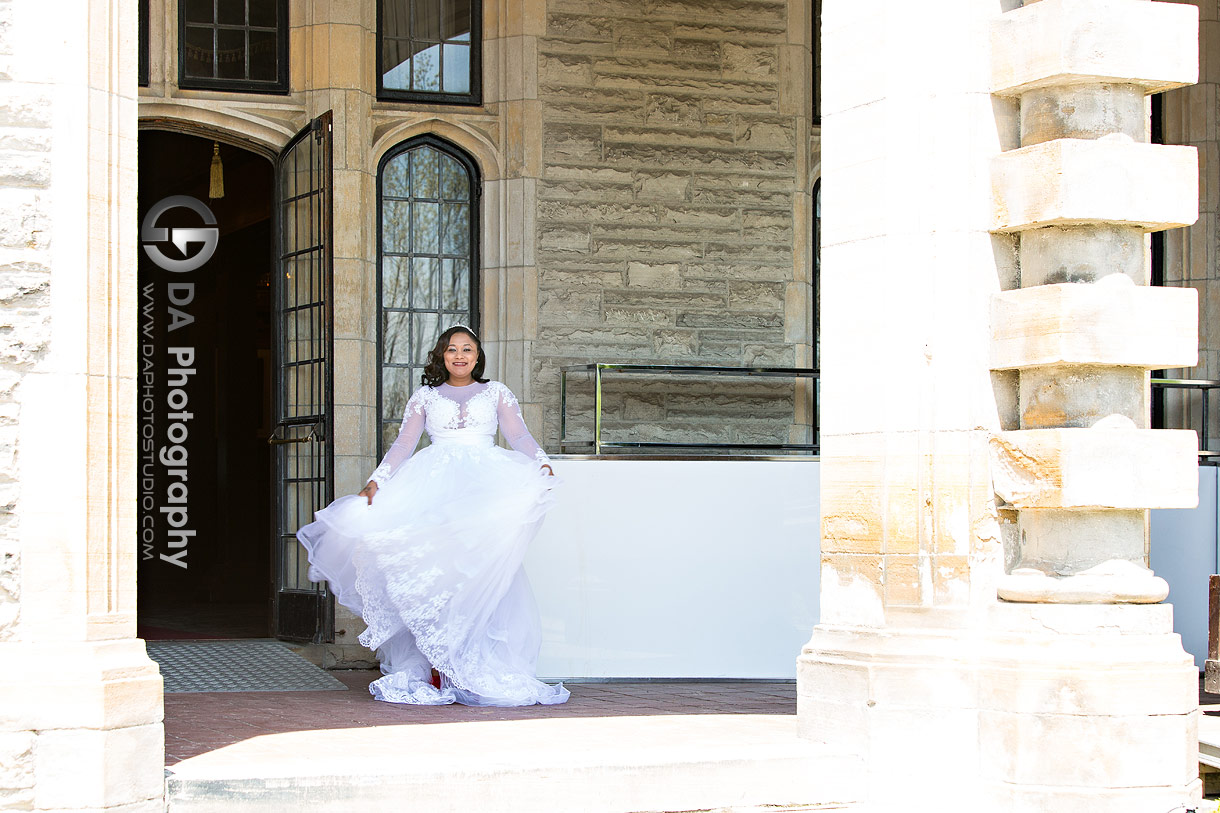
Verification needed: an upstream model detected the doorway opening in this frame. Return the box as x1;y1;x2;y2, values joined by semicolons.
137;129;274;640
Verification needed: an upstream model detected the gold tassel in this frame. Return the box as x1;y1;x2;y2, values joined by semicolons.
208;141;224;200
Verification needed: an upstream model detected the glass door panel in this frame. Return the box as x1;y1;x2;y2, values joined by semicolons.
271;111;333;642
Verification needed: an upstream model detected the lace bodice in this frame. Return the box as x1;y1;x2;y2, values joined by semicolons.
368;381;549;486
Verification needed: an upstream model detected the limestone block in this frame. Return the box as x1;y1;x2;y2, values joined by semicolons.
989;600;1176;636
990;427;1198;509
981;782;1201;813
1019;367;1147;430
0;732;34;805
795;658;872;750
0;640;163;731
991;0;1198;96
34;723;164;809
978;707;1196;788
0;544;17;638
1208;658;1220;694
1019;84;1146;147
1015;508;1147;574
992;138;1199;232
997;559;1170;604
990;278;1198;370
1017;224;1144;286
981;662;1197;717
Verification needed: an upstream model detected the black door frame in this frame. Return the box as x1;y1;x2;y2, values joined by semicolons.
270;110;335;643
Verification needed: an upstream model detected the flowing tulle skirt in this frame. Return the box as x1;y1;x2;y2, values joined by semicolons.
296;436;569;706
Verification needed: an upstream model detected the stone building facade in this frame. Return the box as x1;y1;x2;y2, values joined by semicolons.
2;0;1218;810
141;0;816;466
129;0;816;663
1162;1;1220;443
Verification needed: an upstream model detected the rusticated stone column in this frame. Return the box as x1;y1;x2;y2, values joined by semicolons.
801;1;1202;810
989;0;1200;604
976;5;1202;807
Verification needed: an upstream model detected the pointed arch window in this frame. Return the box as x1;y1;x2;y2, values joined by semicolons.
377;137;481;454
378;0;482;105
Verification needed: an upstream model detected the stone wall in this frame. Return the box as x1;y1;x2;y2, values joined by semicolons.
0;0;51;648
531;0;815;451
0;0;52;801
1161;0;1220;445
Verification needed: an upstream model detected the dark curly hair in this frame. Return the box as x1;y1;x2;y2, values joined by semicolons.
421;325;489;387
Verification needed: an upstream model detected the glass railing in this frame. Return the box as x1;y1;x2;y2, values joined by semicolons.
559;363;819;456
1151;377;1220;464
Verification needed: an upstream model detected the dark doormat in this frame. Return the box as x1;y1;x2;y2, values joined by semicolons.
146;640;348;693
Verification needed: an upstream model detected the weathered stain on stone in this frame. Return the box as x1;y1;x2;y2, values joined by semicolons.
988;434;1054;506
823;513;872;549
0;546;18;637
0;731;34;803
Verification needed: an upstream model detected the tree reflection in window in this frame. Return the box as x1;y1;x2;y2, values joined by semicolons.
378;138;479;454
379;0;480;104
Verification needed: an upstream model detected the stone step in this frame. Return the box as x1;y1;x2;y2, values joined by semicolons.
165;714;863;813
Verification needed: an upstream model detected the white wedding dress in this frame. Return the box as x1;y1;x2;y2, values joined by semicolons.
296;380;569;706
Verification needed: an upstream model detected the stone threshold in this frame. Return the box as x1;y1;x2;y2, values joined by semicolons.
164;714;862;812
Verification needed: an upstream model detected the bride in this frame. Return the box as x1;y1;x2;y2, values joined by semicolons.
296;325;569;706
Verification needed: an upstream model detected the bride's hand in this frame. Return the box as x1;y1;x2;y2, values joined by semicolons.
358;481;378;505
541;464;554;477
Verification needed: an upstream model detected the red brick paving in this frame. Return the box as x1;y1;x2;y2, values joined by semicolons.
163;671;796;765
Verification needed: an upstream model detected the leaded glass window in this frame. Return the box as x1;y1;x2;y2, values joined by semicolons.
378;0;481;105
179;0;288;93
378;137;480;454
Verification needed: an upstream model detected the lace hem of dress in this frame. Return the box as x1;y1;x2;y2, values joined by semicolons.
368;671;456;705
352;524;527;700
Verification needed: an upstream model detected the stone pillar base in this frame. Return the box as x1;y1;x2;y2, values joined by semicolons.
1206;659;1220;695
798;604;1199;812
997;559;1170;604
0;639;164;811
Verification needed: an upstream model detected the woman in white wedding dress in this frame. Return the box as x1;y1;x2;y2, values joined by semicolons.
296;325;569;707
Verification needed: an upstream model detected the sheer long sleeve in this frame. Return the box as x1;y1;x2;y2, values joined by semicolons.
496;384;550;465
368;389;427;486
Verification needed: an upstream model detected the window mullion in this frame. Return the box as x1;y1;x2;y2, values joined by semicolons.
179;0;287;93
379;0;477;104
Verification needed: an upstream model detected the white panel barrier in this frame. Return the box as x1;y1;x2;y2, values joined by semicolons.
526;459;821;680
1151;465;1218;670
525;459;1217;677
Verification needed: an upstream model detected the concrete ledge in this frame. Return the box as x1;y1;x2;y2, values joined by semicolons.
990;428;1198;509
165;715;862;813
991;0;1198;96
990;279;1197;370
992;139;1198;232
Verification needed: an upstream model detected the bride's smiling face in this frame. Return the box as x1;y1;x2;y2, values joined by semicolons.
443;332;478;383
